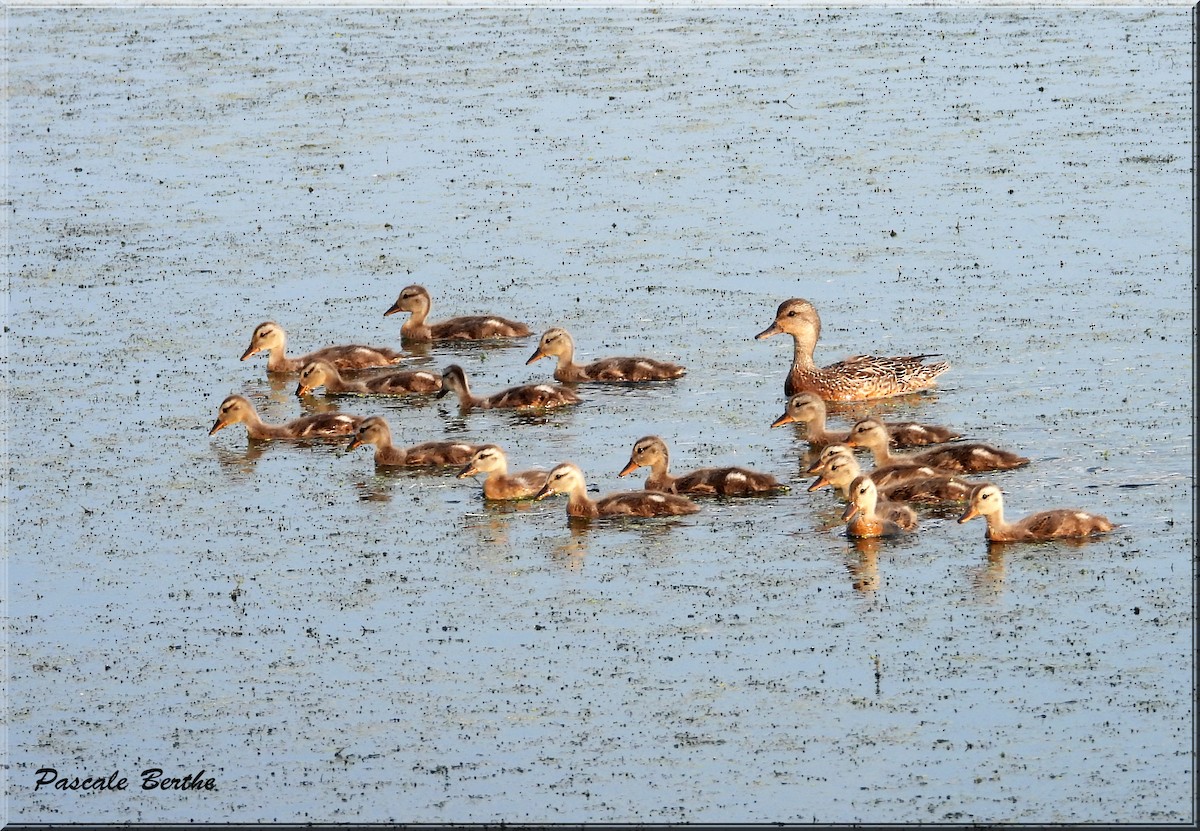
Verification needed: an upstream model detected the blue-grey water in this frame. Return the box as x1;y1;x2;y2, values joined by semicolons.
4;5;1193;824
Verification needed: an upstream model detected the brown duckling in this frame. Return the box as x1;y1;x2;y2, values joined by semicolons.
755;298;949;401
806;444;948;491
437;364;581;411
240;321;405;373
526;327;686;383
209;394;361;440
618;435;785;496
842;475;915;538
345;415;482;467
295;360;441;397
456;445;549;500
807;453;918;530
383;284;531;342
771;392;961;448
957;483;1115;542
846;418;1029;474
535;462;701;519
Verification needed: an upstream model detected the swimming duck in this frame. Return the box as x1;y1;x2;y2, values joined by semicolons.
437;364;581;411
345;415;482;467
846;418;1029;474
525;327;686;382
535;462;701;519
771;392;961;448
842;475;915;538
208;394;361;440
806;444;948;490
618;435;785;496
383;285;532;342
879;473;979;505
240;321;406;373
806;453;918;529
295;360;441;397
754;298;950;401
957;483;1115;542
456;444;549;500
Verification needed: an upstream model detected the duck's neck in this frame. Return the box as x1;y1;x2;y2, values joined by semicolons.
565;485;600;518
266;344;298;373
789;330;819;371
866;441;900;467
643;460;676;491
400;301;431;339
245;411;285;440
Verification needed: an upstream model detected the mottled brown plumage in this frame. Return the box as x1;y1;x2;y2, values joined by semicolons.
526;327;686;382
807;452;918;529
456;445;550;500
345;416;481;467
438;364;580;411
240;321;405;374
755;299;949;401
618;435;785;496
295;360;441;397
958;483;1115;542
846;418;1029;474
383;285;531;342
535;462;701;519
208;394;361;440
806;444;948;490
771;392;960;448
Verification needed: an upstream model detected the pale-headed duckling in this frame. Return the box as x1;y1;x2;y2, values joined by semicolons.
771;392;961;448
842;475;915;538
437;364;581;411
526;327;686;383
240;321;405;374
755;298;949;401
345;415;482;467
456;445;549;500
618;435;785;496
295;360;441;397
383;284;531;342
209;394;361;440
806;444;948;491
846;418;1029;474
534;462;701;519
807;452;918;530
957;483;1114;542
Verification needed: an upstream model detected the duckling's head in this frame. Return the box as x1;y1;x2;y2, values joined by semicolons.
209;394;255;434
755;298;820;341
846;418;889;450
346;415;392;451
436;364;469;399
457;444;507;479
241;321;286;360
526;327;574;365
774;392;825;427
821;453;862;489
808;442;855;474
618;435;669;477
842;475;879;521
535;462;585;500
958;483;1003;524
295;360;338;396
384;284;430;317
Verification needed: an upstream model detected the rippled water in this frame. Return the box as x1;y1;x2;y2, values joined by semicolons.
5;6;1193;824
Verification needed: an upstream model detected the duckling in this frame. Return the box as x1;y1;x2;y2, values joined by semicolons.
208;394;361;440
345;416;482;467
383;284;531;342
295;360;441;397
534;462;701;519
806;444;948;491
755;298;950;401
771;392;961;448
526;327;686;383
880;474;979;505
240;321;406;373
807;453;918;529
842;475;915;538
456;444;549;500
957;483;1115;542
618;435;785;496
437;364;581;411
846;418;1029;474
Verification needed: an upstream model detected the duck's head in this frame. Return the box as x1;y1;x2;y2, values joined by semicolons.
384;284;430;317
619;435;668;476
436;364;469;399
773;392;825;427
295;360;338;396
241;321;285;361
526;327;573;365
346;415;391;452
755;298;820;341
209;394;254;434
958;483;1003;524
457;444;506;479
842;475;879;521
535;462;585;500
846;418;889;450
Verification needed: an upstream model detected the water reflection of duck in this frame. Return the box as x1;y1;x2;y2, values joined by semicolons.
240;321;405;373
842;475;915;538
438;364;581;411
525;327;686;383
618;435;786;496
295;360;441;397
208;394;361;440
383;284;531;342
771;392;960;449
535;462;701;519
807;453;917;530
345;416;481;468
456;445;550;500
957;483;1114;542
754;298;950;400
846;418;1029;474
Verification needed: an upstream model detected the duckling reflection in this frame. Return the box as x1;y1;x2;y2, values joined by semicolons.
845;541;882;594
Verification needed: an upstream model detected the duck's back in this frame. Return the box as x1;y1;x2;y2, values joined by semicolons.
596;491;700;517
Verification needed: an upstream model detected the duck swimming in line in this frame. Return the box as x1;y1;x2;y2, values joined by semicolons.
535;462;701;519
240;321;406;374
754;298;950;401
437;364;581;411
957;483;1115;542
771;392;961;448
526;327;686;382
846;418;1029;474
295;360;442;397
383;285;531;342
456;445;550;500
806;444;946;490
618;435;785;496
806;453;918;530
209;394;361;440
345;416;482;467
